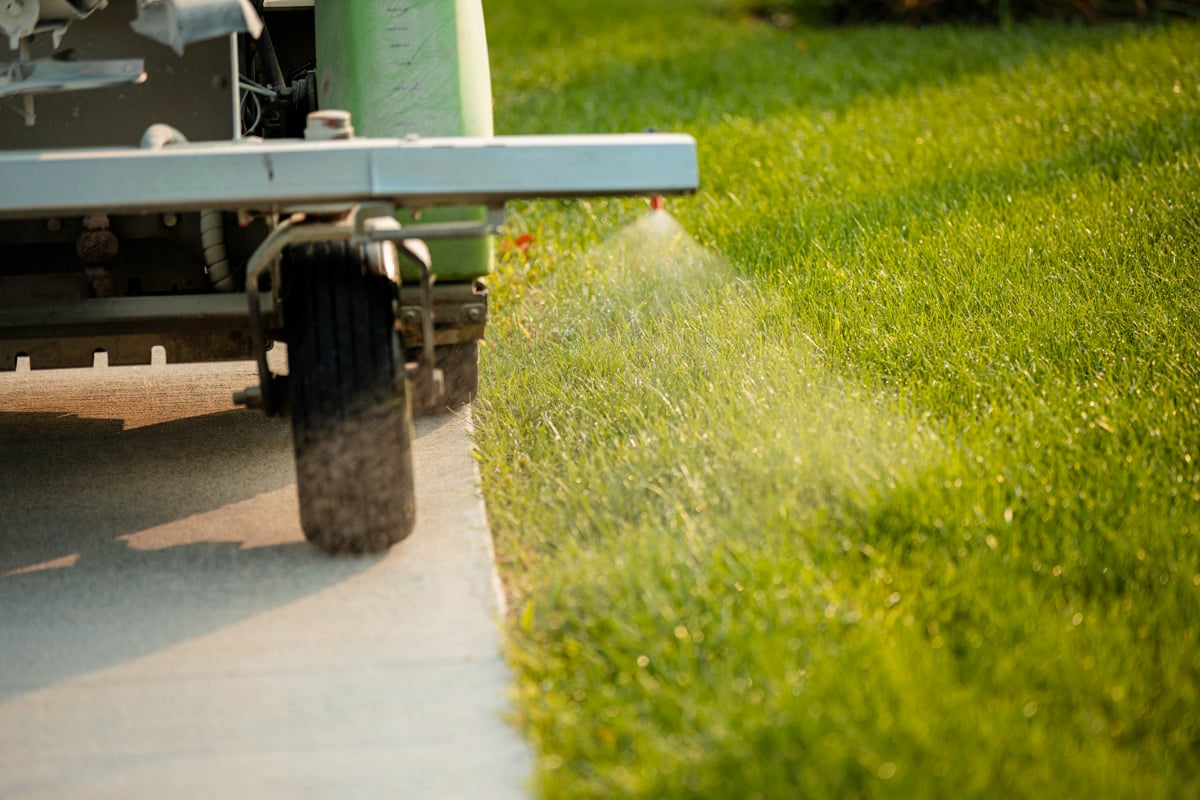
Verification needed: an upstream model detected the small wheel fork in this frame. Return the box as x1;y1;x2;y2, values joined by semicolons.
233;202;501;415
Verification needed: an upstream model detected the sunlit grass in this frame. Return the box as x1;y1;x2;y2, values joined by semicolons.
478;1;1200;796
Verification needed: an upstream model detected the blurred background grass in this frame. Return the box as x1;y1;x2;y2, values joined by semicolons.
724;0;1200;25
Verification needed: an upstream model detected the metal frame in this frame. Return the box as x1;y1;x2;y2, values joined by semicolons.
0;131;698;376
0;133;699;219
0;293;272;369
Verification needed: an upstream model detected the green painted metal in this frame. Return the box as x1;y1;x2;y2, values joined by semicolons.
314;0;494;282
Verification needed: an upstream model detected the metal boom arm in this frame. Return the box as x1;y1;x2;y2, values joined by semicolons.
0;133;699;219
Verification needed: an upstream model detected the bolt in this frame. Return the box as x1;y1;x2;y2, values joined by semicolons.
466;306;483;323
304;110;354;141
232;386;263;408
162;213;178;228
82;214;110;231
46;218;61;232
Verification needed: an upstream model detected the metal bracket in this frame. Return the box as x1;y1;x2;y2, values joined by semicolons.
236;203;502;414
239;210;355;413
131;0;263;56
0;0;38;51
0;59;147;101
393;239;443;409
397;280;487;350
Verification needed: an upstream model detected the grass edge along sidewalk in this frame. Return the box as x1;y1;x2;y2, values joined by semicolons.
480;3;1200;797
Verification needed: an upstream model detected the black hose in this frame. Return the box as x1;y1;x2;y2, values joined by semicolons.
251;0;285;90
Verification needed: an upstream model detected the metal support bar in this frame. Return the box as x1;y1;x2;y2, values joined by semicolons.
394;239;443;408
0;293;272;371
0;133;699;219
0;293;270;339
362;207;505;242
0;58;147;101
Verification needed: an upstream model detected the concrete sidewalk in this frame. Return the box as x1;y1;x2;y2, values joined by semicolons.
0;360;531;799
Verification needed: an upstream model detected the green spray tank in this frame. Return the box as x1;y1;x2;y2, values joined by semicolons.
315;0;494;284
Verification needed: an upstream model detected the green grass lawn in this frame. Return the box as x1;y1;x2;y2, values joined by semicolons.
477;1;1200;796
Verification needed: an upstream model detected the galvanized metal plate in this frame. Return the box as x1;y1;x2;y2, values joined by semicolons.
0;0;235;149
0;133;699;218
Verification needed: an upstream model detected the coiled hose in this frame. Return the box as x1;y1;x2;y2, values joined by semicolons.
140;124;235;292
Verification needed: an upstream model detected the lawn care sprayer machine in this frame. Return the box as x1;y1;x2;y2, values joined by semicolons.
0;1;698;553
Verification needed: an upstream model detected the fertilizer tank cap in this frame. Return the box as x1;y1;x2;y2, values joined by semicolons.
305;110;354;141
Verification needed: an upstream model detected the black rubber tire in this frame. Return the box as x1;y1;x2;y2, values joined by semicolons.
283;242;415;554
